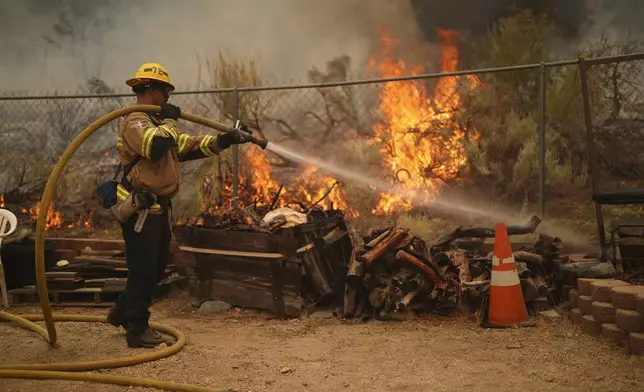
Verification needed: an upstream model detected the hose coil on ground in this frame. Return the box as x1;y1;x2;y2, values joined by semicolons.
0;105;235;392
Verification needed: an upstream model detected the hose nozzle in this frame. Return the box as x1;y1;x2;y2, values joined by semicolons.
234;120;268;149
251;136;268;149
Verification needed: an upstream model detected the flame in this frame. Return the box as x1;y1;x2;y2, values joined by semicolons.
225;147;356;216
19;201;94;231
67;209;95;230
289;167;351;213
0;195;4;208
22;202;63;230
243;148;281;205
197;27;476;218
368;28;478;214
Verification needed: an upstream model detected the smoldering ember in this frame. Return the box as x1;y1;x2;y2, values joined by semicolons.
2;2;644;392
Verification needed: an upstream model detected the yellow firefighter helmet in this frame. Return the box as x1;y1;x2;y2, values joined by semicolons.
125;62;176;91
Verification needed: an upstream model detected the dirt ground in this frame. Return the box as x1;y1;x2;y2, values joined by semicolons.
1;295;644;392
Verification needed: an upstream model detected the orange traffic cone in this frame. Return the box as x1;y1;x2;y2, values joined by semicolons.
481;223;529;328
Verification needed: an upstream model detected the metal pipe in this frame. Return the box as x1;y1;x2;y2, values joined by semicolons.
0;57;606;101
4;52;643;100
584;51;644;66
232;88;240;208
539;63;546;218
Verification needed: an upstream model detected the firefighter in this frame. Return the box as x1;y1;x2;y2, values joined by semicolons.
106;62;250;348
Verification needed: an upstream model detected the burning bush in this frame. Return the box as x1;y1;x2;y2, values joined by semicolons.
177;26;481;220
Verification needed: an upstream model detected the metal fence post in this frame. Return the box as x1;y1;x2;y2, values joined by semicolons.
539;63;546;218
232;88;239;207
579;57;607;258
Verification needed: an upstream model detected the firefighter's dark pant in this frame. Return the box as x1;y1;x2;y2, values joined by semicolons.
114;209;171;334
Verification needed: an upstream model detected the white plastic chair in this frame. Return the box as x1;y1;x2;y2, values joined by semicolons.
0;209;18;308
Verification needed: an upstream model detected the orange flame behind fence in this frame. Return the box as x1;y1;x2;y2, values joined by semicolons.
205;28;476;218
369;28;478;214
243;147;281;205
67;209;95;230
20;202;94;231
22;202;63;231
239;147;355;215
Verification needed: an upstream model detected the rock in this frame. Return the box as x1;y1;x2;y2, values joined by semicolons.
56;260;70;267
343;382;350;388
280;367;293;374
4;227;33;245
539;309;562;323
561;263;617;280
310;309;336;319
198;300;232;315
190;298;204;308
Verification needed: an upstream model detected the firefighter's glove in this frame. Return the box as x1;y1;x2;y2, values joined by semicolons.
159;103;181;120
135;191;157;210
216;125;253;150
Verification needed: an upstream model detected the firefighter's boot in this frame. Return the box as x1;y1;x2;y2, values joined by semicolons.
126;328;168;348
106;306;128;329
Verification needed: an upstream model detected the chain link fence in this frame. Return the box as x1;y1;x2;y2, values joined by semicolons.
578;53;644;248
580;54;644;192
0;53;642;233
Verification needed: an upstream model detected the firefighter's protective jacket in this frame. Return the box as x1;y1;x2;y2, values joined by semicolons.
115;111;221;208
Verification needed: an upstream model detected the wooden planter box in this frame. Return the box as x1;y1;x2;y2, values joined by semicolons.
173;227;303;317
278;213;353;306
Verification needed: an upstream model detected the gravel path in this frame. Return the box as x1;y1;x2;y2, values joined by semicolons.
1;297;643;392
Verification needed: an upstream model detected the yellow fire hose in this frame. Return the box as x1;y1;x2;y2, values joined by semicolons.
0;105;237;392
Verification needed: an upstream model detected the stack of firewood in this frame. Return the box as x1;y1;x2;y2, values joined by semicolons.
343;227;463;319
342;215;566;319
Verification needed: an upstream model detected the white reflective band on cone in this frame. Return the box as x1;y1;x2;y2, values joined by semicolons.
490;269;521;287
492;255;516;267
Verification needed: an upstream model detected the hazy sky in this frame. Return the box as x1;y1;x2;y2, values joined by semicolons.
0;0;641;93
0;0;423;93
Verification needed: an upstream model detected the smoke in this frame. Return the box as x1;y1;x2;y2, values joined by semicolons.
410;0;644;50
0;0;423;93
3;0;643;94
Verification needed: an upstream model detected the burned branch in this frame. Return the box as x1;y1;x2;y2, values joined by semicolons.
304;181;339;212
269;185;284;210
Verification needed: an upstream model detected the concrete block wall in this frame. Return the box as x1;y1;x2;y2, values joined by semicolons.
568;278;644;355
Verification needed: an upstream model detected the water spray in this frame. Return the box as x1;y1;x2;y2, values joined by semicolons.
263;142;592;248
265;142;504;220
